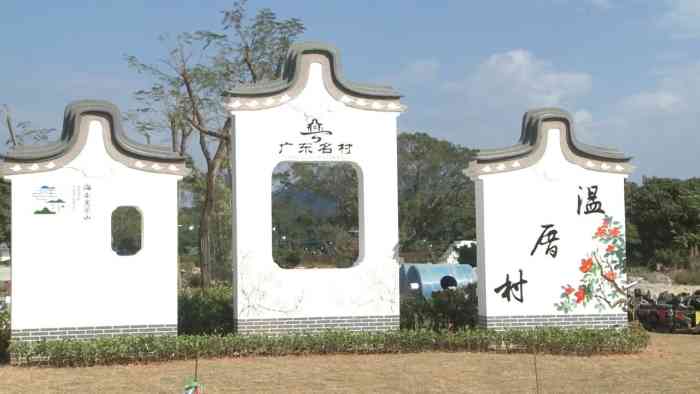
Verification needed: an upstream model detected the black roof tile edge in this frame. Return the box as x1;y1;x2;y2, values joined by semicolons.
223;41;401;100
473;107;632;164
0;100;187;164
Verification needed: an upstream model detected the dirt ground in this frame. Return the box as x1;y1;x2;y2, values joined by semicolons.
0;333;697;393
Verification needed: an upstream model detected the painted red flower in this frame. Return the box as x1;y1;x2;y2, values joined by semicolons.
595;226;607;238
609;227;620;237
580;258;593;273
606;244;616;253
575;287;586;303
604;271;617;281
564;285;575;296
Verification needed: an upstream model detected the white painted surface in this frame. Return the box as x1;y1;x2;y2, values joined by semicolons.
5;119;181;329
230;62;400;319
475;129;628;318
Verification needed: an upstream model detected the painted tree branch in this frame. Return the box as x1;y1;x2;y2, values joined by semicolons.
593;253;626;296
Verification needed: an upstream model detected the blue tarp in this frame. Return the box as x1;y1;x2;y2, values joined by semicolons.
400;263;476;299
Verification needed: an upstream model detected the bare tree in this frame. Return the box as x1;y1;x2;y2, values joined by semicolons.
125;1;304;287
1;105;56;147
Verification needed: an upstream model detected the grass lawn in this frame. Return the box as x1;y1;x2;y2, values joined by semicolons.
0;333;697;393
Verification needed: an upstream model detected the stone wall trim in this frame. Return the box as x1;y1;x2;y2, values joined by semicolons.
235;315;400;335
478;314;628;330
11;324;177;342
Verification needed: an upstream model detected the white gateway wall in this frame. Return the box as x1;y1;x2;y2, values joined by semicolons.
475;128;629;327
7;118;180;332
230;61;400;331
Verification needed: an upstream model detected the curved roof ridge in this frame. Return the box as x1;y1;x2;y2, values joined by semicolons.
224;41;401;100
1;100;186;163
474;107;632;163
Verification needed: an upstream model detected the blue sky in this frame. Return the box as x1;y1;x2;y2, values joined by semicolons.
2;1;698;180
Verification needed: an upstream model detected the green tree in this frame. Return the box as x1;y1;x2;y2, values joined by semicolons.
456;243;477;267
627;177;700;268
397;132;476;261
274;162;359;229
624;180;642;264
272;163;359;268
272;134;477;265
126;1;304;287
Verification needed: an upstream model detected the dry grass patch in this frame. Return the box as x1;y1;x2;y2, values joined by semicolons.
0;333;696;393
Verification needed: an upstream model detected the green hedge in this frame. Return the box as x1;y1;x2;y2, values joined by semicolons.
9;326;649;367
0;308;9;362
178;285;235;335
401;286;478;331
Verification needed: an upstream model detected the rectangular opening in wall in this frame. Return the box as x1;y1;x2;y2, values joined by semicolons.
272;162;360;268
111;206;142;256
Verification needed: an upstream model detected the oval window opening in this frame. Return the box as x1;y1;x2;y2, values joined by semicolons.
111;206;142;256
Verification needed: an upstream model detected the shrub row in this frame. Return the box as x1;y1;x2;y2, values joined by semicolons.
179;285;480;335
178;285;235;335
10;326;649;367
0;308;9;362
401;285;478;331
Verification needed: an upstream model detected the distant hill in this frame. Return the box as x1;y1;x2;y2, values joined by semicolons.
272;187;337;218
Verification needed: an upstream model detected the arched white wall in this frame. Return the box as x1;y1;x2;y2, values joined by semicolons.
475;128;629;328
231;62;400;332
7;117;180;335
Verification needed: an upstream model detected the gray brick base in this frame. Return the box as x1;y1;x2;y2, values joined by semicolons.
11;324;177;342
478;314;628;330
235;315;400;335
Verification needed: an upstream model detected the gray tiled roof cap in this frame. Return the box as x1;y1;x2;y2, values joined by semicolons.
0;100;186;163
223;41;402;99
473;107;632;163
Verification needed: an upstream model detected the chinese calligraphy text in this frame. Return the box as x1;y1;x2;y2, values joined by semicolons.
530;224;559;258
277;118;353;155
577;185;605;215
494;269;528;303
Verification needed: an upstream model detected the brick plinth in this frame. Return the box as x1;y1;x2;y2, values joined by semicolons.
11;324;177;342
235;315;400;335
478;314;628;330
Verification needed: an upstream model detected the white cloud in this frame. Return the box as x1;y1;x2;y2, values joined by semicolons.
600;61;700;179
617;61;700;115
620;91;684;113
397;48;698;179
400;49;595;150
661;0;700;39
459;49;592;110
